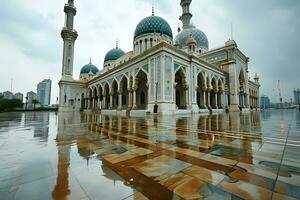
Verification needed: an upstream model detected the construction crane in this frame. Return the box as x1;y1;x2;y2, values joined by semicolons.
278;80;283;109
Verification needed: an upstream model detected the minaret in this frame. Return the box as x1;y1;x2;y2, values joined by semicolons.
180;0;193;29
61;0;78;81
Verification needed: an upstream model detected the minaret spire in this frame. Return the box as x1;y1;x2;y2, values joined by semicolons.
60;0;78;80
180;0;193;29
152;4;155;16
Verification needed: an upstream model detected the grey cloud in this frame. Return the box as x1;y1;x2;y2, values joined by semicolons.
0;0;60;63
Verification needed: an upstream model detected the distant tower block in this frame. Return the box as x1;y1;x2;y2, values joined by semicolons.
61;0;78;81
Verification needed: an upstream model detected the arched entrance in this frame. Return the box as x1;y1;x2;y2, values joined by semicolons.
119;76;129;110
210;78;217;109
111;80;118;109
104;84;110;109
175;69;187;109
135;70;148;109
197;73;206;109
98;85;103;109
93;87;98;110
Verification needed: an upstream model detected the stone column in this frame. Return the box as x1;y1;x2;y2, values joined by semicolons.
84;98;87;109
214;91;218;109
109;93;113;109
118;92;122;110
128;89;133;109
186;87;189;108
87;98;91;109
98;97;101;109
207;90;211;109
132;89;137;109
203;90;206;109
103;96;106;109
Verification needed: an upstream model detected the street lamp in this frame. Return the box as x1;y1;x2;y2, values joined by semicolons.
154;81;158;114
25;96;28;111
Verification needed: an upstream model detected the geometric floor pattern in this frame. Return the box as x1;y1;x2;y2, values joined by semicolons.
0;110;299;200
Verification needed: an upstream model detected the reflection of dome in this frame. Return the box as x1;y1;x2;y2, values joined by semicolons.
175;28;209;50
134;16;173;39
104;48;125;62
80;63;99;74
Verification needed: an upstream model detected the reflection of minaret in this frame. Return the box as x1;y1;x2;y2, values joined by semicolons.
52;143;71;200
52;112;72;200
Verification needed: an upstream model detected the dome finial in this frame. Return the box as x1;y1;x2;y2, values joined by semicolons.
116;40;118;49
89;57;92;64
152;3;155;16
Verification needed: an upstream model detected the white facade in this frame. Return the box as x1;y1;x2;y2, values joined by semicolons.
59;0;260;114
3;91;14;100
37;79;52;106
14;93;24;102
26;91;37;104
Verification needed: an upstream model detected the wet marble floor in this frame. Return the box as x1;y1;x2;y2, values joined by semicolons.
0;110;299;200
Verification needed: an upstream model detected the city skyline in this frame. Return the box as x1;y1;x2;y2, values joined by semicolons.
0;0;299;103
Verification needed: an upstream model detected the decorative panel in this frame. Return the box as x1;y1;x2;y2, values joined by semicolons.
164;56;173;101
156;56;162;100
150;59;155;102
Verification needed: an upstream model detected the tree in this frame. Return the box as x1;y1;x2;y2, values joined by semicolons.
0;99;23;112
32;99;39;110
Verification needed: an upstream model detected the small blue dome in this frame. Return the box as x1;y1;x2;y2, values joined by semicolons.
175;28;209;50
134;16;173;39
104;48;125;62
80;63;99;74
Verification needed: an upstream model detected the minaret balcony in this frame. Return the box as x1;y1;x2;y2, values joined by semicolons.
61;28;78;41
64;4;77;15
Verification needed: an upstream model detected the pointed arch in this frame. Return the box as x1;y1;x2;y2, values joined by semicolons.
175;68;187;109
197;72;206;109
103;83;110;109
135;69;148;109
111;80;119;109
120;75;129;109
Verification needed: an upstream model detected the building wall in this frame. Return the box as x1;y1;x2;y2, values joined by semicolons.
37;79;52;106
294;89;300;104
3;91;14;100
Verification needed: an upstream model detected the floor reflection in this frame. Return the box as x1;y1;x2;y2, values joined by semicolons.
0;110;299;199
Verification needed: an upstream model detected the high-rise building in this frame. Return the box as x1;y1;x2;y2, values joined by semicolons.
3;91;14;100
14;93;24;102
294;89;300;104
26;91;37;104
37;79;52;106
260;95;270;109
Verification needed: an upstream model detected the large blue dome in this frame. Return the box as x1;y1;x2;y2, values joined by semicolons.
134;16;173;39
104;48;125;62
175;28;209;50
80;63;99;74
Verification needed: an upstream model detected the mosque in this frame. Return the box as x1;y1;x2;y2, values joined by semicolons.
59;0;260;115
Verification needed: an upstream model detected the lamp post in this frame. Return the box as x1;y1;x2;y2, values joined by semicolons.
154;81;158;114
25;96;28;111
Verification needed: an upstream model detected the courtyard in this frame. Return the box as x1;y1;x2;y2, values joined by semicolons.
0;110;299;199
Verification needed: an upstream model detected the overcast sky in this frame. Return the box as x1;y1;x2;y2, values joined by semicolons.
0;0;299;104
